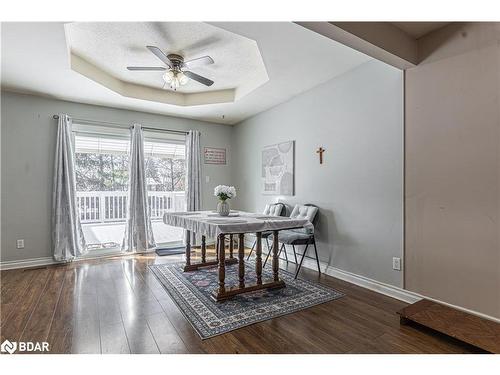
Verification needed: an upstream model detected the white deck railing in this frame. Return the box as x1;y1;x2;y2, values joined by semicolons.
76;190;186;224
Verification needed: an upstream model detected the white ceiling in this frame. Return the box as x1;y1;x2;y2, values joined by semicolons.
65;22;269;102
1;22;371;125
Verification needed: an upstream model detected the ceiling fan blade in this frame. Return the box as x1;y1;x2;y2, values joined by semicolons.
184;71;214;86
146;46;173;68
182;56;214;69
127;66;166;71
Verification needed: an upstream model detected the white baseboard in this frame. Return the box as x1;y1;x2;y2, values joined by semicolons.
3;246;499;324
0;249;152;270
301;257;420;304
0;257;60;270
298;255;500;323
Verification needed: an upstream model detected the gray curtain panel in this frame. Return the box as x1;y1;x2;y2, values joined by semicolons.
52;114;87;261
122;124;156;252
185;130;202;245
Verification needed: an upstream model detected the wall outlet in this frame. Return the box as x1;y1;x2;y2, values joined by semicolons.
16;239;25;249
392;257;401;271
205;175;210;183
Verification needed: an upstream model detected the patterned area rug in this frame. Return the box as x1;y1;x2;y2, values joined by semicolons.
149;261;344;339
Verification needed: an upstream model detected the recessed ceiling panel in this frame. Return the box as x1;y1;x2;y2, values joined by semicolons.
64;22;269;105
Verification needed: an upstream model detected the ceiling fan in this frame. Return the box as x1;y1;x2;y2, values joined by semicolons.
127;46;215;91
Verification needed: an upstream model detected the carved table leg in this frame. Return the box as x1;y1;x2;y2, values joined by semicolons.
201;235;206;263
256;232;262;285
215;237;219;262
238;233;245;288
229;234;234;259
218;233;226;294
185;230;191;267
272;230;279;282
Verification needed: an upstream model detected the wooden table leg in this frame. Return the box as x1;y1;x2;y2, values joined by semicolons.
238;233;245;288
185;230;191;267
256;232;262;285
201;235;206;263
218;233;226;294
229;234;234;259
272;230;279;282
215;236;219;262
212;230;285;302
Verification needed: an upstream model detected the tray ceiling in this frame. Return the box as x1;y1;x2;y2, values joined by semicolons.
1;22;372;124
65;22;269;106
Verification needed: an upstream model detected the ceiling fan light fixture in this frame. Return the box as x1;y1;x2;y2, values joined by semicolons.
178;71;189;85
162;70;189;91
162;70;175;83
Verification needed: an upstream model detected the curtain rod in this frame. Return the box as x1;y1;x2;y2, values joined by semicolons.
52;114;189;135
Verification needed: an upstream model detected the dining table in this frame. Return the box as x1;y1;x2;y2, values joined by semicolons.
163;210;313;301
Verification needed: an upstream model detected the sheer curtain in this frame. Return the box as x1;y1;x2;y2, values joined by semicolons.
52;114;87;261
122;124;156;252
185;130;202;244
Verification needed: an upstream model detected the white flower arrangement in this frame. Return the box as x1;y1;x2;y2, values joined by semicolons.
214;185;236;201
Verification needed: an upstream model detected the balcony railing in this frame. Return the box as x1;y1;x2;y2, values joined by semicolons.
76;190;186;224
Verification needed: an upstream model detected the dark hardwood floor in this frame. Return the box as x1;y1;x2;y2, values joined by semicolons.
0;249;483;354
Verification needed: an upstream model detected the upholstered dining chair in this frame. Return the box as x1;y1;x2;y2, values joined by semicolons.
246;202;286;260
263;203;321;279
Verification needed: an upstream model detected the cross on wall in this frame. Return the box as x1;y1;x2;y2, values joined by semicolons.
316;147;325;164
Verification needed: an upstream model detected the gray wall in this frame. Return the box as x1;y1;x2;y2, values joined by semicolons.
231;60;404;287
405;23;500;319
1;91;233;262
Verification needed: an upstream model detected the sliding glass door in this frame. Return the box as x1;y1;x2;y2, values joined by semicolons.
143;135;186;247
74;132;129;251
73;124;186;252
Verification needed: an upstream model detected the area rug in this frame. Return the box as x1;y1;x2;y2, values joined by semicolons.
149;261;344;339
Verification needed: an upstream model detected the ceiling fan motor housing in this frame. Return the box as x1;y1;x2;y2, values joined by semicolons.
167;54;184;68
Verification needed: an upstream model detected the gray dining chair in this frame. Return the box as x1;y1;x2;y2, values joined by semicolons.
263;203;321;279
246;202;286;260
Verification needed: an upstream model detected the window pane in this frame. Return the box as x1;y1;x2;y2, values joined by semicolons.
74;133;130;250
145;139;186;246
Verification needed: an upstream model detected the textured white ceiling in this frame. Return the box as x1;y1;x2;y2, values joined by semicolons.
1;22;372;124
65;22;268;98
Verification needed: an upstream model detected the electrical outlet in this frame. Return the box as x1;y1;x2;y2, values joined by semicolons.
205;175;210;183
392;257;401;271
16;239;25;249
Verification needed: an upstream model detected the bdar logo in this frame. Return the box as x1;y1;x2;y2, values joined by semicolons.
1;340;17;354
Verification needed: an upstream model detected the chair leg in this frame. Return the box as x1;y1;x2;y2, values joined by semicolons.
282;244;289;262
292;245;298;264
294;244;309;279
263;239;273;267
278;243;285;258
246;240;256;260
313;240;321;274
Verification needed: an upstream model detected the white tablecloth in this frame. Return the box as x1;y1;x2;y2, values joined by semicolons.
163;210;313;238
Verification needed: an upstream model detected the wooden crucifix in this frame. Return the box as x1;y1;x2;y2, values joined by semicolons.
316;147;325;164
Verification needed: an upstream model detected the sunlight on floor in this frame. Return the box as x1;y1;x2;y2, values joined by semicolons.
82;220;183;248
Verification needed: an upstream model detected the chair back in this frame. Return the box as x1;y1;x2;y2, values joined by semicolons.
263;202;286;216
304;203;320;226
289;203;319;227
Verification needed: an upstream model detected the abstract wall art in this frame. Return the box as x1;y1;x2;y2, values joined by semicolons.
262;140;294;195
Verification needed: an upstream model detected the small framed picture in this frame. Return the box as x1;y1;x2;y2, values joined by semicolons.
204;147;226;165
